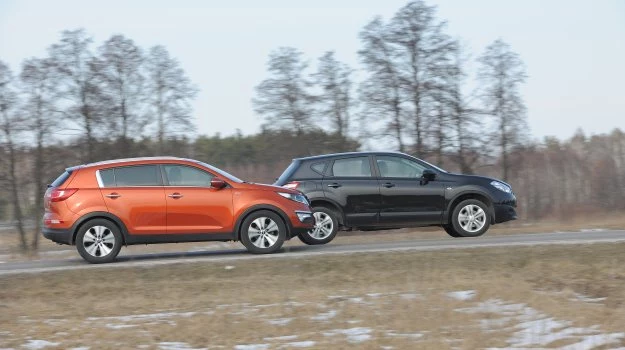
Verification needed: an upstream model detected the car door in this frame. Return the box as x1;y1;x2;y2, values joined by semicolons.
374;155;446;226
98;164;167;235
162;164;234;234
322;156;380;227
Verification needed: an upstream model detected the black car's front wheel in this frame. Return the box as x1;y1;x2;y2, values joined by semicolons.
298;206;339;245
450;199;491;237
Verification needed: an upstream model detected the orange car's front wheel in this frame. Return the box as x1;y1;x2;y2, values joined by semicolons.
240;210;286;254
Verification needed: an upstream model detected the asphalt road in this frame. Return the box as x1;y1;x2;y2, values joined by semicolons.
1;230;625;276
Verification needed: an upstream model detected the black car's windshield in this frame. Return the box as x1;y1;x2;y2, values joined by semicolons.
420;159;448;173
195;161;244;183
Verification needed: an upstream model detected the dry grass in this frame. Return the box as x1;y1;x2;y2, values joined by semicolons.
1;243;625;349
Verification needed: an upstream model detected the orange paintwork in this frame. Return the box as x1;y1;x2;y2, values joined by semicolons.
43;157;313;238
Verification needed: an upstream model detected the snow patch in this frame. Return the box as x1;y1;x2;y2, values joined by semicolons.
263;335;298;341
22;340;60;350
224;265;235;270
233;344;269;350
310;309;337;321
284;341;315;348
158;342;207;350
460;298;625;348
266;318;293;326
323;327;372;343
446;290;476;301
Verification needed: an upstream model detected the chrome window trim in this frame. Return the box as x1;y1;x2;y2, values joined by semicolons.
95;169;104;188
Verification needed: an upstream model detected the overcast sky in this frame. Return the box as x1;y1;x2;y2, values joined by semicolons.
1;0;624;141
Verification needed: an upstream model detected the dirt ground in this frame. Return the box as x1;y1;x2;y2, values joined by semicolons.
1;243;625;349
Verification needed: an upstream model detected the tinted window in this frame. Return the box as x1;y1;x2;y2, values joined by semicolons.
164;165;213;186
332;157;372;177
275;161;300;185
376;156;426;178
114;165;160;186
50;171;72;188
311;162;326;175
99;169;115;187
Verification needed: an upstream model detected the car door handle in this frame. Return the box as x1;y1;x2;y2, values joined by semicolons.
104;193;121;199
168;193;183;199
327;183;342;188
383;182;395;188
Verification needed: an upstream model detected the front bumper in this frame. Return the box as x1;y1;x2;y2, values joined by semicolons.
42;227;72;245
493;204;517;224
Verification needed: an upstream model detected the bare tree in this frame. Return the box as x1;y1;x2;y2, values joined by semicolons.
477;39;528;181
20;57;59;250
358;17;405;151
96;35;145;152
387;0;458;157
253;47;315;135
0;61;28;251
145;45;198;153
313;51;354;142
48;29;102;162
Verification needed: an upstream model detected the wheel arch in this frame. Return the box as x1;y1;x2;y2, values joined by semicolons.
71;212;129;245
445;191;495;225
309;199;345;226
234;204;293;240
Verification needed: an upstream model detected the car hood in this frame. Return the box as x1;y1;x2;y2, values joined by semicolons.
239;182;300;194
448;173;512;187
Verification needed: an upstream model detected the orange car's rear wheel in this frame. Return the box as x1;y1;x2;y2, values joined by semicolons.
240;210;286;254
76;219;122;263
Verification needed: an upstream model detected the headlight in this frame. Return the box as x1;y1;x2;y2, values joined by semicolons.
490;181;512;193
277;192;310;205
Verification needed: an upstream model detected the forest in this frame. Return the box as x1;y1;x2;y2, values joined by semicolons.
1;1;624;252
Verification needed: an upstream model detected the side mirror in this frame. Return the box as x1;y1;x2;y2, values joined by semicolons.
422;169;437;182
210;178;227;189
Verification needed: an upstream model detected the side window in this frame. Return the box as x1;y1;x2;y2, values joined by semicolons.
99;169;115;187
114;165;161;186
311;162;327;175
376;156;427;178
164;165;214;187
331;157;372;177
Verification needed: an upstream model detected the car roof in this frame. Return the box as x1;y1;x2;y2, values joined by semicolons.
74;156;199;170
293;151;409;162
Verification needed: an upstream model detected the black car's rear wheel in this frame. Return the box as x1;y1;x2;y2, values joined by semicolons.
298;206;339;245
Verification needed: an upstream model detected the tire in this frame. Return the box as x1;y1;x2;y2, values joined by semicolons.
75;219;123;264
240;210;286;254
298;206;339;245
442;225;462;238
451;199;491;237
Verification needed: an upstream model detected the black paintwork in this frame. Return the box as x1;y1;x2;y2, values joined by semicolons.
274;151;517;230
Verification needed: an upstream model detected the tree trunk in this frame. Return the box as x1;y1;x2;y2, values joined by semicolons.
7;135;28;252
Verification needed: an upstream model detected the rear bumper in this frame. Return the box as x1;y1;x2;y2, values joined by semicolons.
493;204;517;224
42;227;72;245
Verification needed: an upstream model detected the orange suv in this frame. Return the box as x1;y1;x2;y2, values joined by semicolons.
43;157;314;263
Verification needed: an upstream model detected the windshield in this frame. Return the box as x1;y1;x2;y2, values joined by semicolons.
195;161;244;183
420;158;448;173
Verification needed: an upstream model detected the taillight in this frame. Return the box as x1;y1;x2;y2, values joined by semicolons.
48;188;78;202
283;181;300;190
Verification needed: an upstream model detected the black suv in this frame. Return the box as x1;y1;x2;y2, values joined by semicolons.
274;151;517;244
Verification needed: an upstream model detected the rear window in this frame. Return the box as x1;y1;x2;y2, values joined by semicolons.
50;171;72;188
99;165;161;187
274;161;300;185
